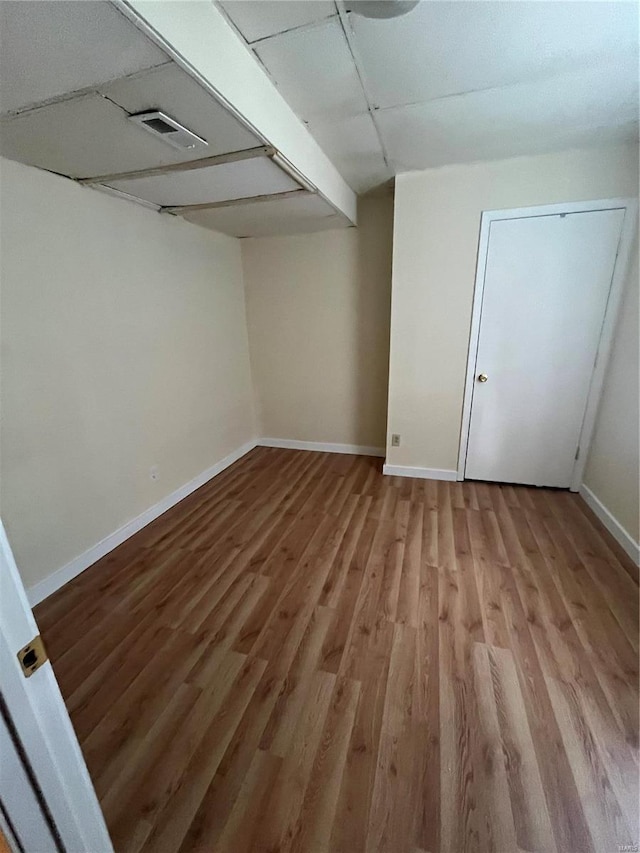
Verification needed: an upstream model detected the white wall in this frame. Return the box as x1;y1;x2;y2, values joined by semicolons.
4;140;637;600
387;143;639;476
0;157;256;593
583;240;639;545
242;197;393;449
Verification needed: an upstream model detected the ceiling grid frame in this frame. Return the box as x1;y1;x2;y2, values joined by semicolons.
218;0;638;193
104;154;304;209
77;145;276;186
334;1;391;170
216;0;391;192
2;1;637;216
117;0;357;222
0;0;358;236
162;187;312;215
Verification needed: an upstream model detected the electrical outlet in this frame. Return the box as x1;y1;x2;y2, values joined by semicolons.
391;434;401;447
150;465;159;481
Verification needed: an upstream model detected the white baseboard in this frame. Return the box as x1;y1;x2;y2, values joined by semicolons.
258;438;385;457
579;485;640;567
27;439;258;606
382;464;457;481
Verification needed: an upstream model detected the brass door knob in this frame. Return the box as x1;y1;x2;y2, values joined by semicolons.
477;373;488;383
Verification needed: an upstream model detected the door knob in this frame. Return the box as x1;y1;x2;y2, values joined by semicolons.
477;373;488;382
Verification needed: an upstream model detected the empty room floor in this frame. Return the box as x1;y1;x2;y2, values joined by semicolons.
35;447;639;853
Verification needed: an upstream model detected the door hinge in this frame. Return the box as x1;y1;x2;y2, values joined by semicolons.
575;446;580;460
17;634;48;678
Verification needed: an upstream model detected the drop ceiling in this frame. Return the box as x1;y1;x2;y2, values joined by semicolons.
0;0;168;113
104;156;300;208
219;0;640;193
2;1;636;229
184;192;352;238
0;0;351;237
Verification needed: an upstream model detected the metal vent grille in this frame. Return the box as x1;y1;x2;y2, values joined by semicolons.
142;117;175;134
128;110;208;152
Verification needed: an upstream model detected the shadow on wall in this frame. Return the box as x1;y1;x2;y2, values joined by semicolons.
242;191;395;449
353;194;394;448
242;195;393;448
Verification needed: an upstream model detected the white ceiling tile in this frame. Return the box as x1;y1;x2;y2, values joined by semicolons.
255;19;368;121
101;64;259;157
185;192;349;236
377;59;639;171
0;1;168;115
307;113;390;192
0;95;190;179
220;0;336;44
351;1;639;109
107;157;299;207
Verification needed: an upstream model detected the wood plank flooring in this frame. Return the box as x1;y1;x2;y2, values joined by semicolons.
35;447;639;853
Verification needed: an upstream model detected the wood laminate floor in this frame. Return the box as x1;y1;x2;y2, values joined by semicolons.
35;447;639;853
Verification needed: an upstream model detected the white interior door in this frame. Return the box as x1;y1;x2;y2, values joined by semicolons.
464;207;625;488
0;704;59;853
0;520;113;852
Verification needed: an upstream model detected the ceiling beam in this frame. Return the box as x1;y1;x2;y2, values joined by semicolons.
77;144;274;185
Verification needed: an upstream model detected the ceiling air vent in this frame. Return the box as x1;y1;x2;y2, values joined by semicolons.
128;110;208;152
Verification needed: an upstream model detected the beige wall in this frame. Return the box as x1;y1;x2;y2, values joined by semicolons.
0;157;256;591
583;240;639;543
387;143;639;478
242;196;393;448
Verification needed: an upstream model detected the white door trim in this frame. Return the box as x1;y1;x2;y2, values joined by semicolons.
456;197;638;490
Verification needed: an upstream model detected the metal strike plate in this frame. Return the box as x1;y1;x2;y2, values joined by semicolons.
17;634;48;678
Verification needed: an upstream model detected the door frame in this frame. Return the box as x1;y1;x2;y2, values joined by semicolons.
456;197;638;490
0;519;113;852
